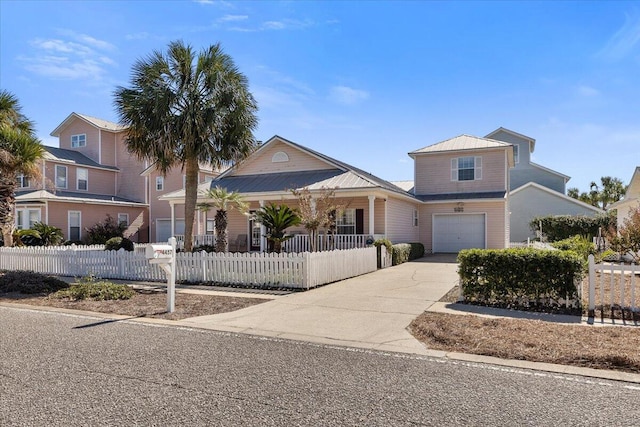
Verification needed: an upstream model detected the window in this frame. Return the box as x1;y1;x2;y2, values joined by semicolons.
71;134;86;148
451;156;482;181
336;209;356;235
203;175;214;183
76;168;88;191
55;165;67;188
16;174;30;188
117;213;129;227
15;209;40;230
156;176;164;191
182;175;186;189
68;211;81;241
206;219;215;235
413;209;419;227
513;145;519;164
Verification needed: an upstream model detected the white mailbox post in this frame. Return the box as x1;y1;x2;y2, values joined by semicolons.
145;237;177;313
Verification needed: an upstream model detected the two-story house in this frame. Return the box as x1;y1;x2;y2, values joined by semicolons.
15;113;219;243
486;127;603;242
161;134;515;253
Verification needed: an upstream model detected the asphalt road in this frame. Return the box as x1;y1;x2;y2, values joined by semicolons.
1;306;639;426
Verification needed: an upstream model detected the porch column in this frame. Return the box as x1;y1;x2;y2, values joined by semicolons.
368;195;375;235
259;200;266;252
384;198;388;237
170;202;176;238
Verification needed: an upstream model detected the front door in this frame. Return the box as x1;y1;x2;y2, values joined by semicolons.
249;212;261;251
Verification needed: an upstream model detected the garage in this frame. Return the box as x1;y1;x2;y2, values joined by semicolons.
433;214;486;253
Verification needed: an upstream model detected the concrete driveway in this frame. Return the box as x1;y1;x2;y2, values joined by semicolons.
180;254;459;354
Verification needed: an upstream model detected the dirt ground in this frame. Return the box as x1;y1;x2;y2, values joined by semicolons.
0;289;267;321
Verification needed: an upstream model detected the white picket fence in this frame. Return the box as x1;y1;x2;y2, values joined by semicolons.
587;255;639;320
0;245;377;290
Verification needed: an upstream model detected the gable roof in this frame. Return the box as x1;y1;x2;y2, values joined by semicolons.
485;127;536;152
510;182;603;213
16;190;145;207
608;166;640;210
43;146;119;171
51;112;126;137
529;161;571;182
408;134;512;156
217;135;412;197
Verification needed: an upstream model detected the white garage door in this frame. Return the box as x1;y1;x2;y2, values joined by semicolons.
433;214;485;253
155;219;185;243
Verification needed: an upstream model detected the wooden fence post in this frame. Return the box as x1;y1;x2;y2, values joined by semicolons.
588;254;595;321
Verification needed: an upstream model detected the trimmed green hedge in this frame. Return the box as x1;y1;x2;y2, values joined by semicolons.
391;242;425;265
458;248;583;313
529;213;614;242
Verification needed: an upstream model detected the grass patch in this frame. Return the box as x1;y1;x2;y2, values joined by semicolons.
0;271;69;294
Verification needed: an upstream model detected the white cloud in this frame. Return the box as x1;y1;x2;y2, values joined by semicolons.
22;30;116;82
125;32;150;40
577;85;599;97
597;10;640;60
329;86;370;105
218;14;248;22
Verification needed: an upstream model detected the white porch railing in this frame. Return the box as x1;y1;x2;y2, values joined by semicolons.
175;233;385;252
587;255;640;322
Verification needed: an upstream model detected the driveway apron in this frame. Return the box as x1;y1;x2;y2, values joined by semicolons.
180;255;459;355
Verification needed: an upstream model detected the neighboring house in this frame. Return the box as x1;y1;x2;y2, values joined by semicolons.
162;134;515;253
608;167;640;229
485;127;603;242
14;113;219;243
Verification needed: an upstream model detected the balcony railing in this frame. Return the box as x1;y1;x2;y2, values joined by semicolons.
175;233;384;252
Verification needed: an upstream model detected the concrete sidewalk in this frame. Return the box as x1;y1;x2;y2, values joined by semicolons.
179;254;459;354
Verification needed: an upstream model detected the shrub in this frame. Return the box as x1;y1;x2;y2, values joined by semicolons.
458;248;583;313
0;271;69;294
85;214;126;245
193;244;216;253
530;213;614;242
20;222;65;246
373;239;393;268
551;235;596;263
104;237;134;252
54;281;135;301
391;242;425;265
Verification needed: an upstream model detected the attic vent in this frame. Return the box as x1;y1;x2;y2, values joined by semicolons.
272;151;289;163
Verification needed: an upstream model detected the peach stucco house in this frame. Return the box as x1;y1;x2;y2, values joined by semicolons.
161;134;515;253
14;113;218;243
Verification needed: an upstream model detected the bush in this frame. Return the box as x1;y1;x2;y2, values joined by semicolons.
0;271;69;294
391;242;425;265
193;244;216;253
85;214;127;245
551;235;596;263
530;213;614;242
458;248;583;313
19;222;65;246
54;281;135;301
104;237;134;252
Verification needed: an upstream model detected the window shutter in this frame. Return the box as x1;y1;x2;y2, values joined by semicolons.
356;209;364;235
451;158;458;181
475;156;482;180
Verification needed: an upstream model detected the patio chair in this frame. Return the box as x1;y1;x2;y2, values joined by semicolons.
229;234;248;252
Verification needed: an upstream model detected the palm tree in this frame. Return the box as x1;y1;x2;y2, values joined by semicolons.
197;186;248;252
0;90;44;247
114;40;258;252
253;204;301;253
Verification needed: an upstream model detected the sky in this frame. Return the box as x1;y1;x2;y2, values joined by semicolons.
1;0;639;193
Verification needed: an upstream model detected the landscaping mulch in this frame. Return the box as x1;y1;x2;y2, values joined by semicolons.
0;289;267;321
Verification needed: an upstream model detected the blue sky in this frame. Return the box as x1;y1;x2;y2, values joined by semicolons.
1;1;639;192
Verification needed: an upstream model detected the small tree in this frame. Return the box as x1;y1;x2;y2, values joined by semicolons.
605;207;640;263
198;186;248;252
291;187;348;252
253;204;301;253
84;214;126;245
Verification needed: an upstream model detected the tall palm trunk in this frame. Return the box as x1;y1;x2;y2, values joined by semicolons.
183;157;200;252
0;175;16;246
214;210;228;252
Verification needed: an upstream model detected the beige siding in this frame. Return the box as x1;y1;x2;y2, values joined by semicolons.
45;201;148;243
43;161;117;195
419;200;507;252
114;132;146;202
414;149;507;195
100;129;117;167
235;140;331;176
58;119;101;164
385;197;421;243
